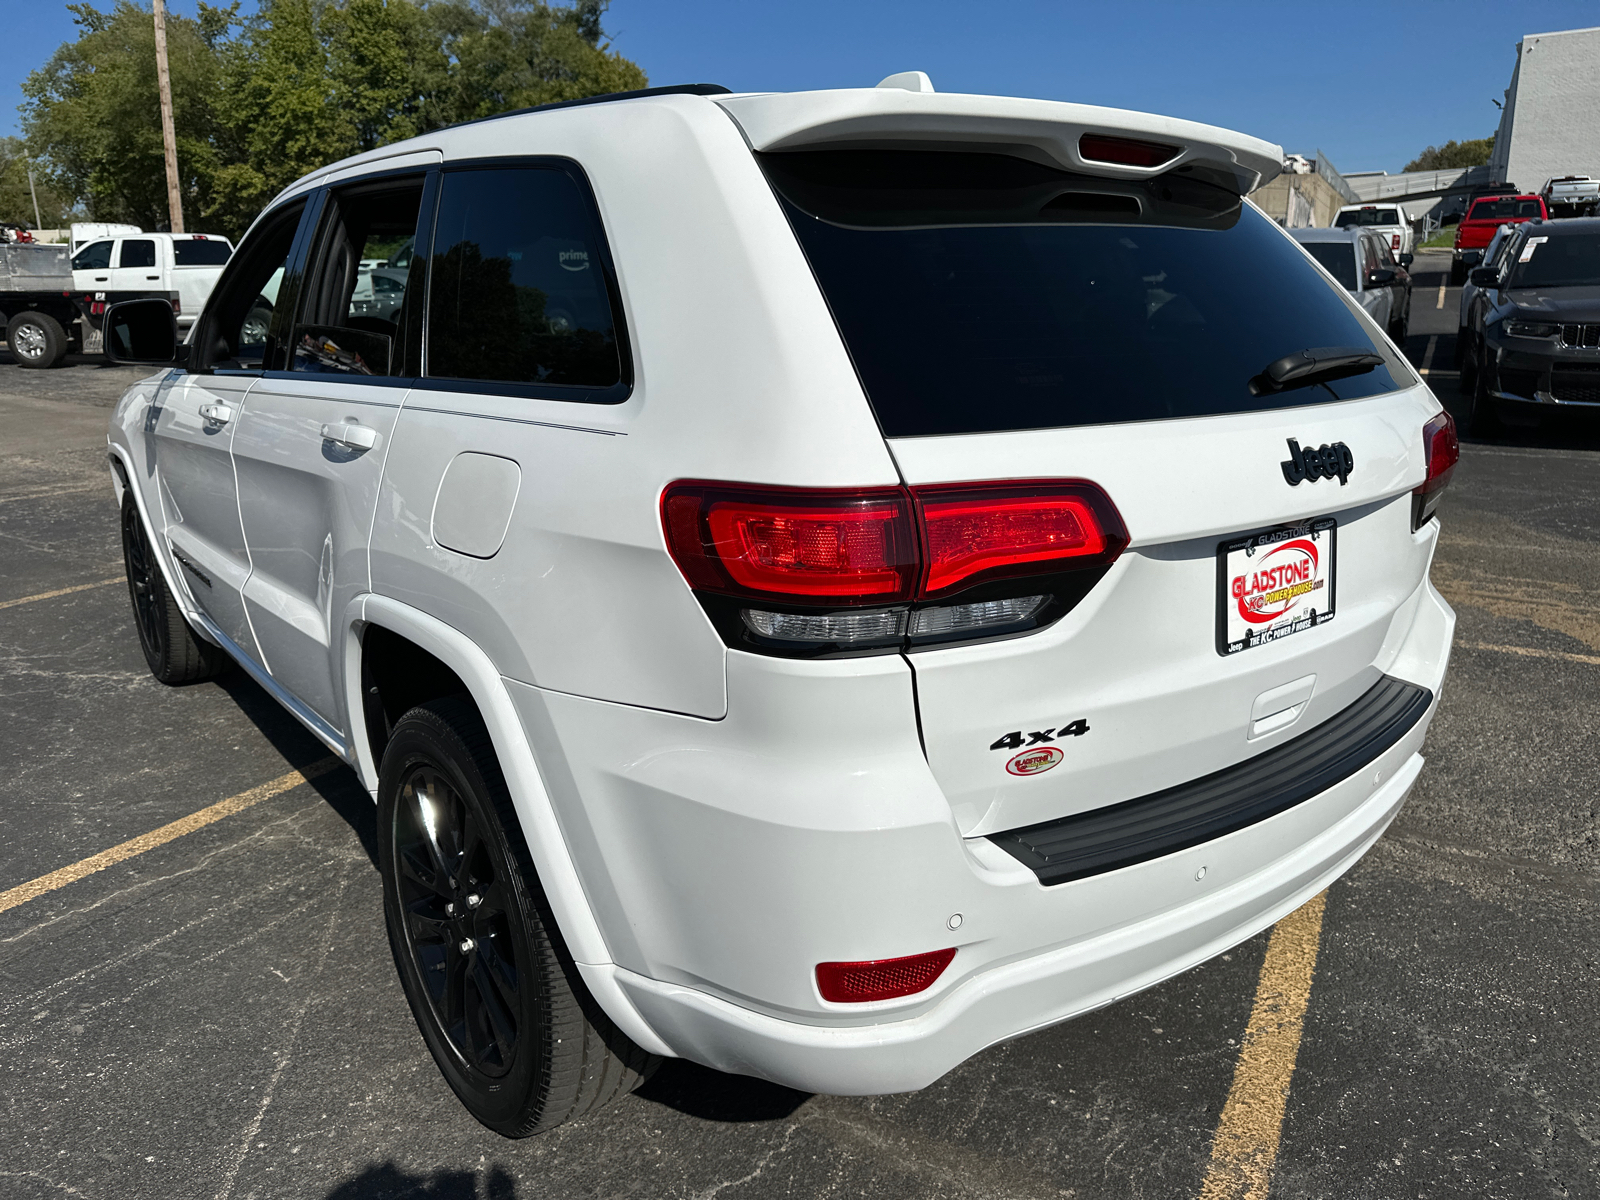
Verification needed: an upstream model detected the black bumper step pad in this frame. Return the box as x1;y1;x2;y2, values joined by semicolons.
988;675;1433;886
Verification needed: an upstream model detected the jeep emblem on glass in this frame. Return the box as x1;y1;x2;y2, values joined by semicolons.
1281;438;1354;486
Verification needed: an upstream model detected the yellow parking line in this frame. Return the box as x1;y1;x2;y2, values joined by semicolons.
0;576;124;610
0;758;341;915
1458;641;1600;667
1436;283;1447;309
1197;891;1328;1200
1419;335;1438;376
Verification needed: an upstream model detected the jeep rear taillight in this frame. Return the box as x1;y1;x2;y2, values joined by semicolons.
1412;410;1459;529
662;480;1127;652
916;483;1126;597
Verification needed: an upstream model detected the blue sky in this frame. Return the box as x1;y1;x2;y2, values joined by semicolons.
6;0;1598;175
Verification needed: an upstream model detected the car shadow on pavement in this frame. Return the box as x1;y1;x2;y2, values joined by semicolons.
214;667;380;869
634;1057;812;1123
324;1163;516;1199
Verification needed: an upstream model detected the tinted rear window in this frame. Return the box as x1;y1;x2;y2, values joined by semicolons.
1299;241;1358;289
173;238;232;266
1334;208;1400;227
763;150;1406;437
1469;198;1542;221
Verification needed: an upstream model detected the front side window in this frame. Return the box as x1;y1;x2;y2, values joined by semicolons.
425;166;622;393
195;201;306;371
72;240;112;271
292;180;425;377
119;239;157;269
764;149;1407;437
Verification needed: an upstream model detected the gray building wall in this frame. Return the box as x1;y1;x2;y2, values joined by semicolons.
1488;25;1600;193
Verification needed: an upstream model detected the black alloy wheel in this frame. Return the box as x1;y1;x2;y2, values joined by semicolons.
378;698;658;1137
119;494;231;683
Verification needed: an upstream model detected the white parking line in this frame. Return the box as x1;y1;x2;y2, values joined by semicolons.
1419;336;1438;376
1436;283;1447;309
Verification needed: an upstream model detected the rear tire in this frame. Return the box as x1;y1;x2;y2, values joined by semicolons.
7;311;67;369
120;496;232;684
378;697;659;1137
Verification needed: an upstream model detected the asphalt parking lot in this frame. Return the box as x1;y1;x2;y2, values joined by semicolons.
1;248;1596;1200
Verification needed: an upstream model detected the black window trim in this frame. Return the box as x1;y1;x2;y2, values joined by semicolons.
414;155;635;406
264;165;438;390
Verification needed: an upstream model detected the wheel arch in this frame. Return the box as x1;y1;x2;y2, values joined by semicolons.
345;593;675;1058
106;441;218;646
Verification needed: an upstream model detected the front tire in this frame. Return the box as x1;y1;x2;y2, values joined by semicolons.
1466;351;1502;438
378;698;659;1137
120;496;232;684
1449;260;1467;286
7;311;67;369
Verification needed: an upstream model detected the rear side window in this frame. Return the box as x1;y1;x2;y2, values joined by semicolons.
763;149;1407;438
1300;242;1357;290
173;239;233;266
119;239;156;268
425;165;623;396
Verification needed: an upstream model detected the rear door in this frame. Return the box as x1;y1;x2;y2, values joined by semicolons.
763;148;1433;836
230;171;432;730
109;237;164;293
170;235;234;324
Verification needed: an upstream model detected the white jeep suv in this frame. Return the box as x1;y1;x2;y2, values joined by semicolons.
102;79;1458;1137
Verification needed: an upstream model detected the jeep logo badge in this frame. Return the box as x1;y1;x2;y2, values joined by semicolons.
1281;438;1354;486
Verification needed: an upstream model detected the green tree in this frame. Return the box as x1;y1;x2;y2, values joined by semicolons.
1404;137;1495;172
21;1;235;230
0;138;73;229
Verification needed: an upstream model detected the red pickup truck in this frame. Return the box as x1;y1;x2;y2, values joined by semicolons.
1451;193;1546;283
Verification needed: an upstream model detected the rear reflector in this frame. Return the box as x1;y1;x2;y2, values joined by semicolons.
916;482;1127;597
1412;410;1459;528
1078;133;1181;169
816;948;956;1003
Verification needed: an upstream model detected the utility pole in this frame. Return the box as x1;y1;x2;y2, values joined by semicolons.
25;158;43;232
152;0;185;233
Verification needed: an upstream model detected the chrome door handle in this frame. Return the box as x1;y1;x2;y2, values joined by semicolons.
321;420;378;451
199;402;234;425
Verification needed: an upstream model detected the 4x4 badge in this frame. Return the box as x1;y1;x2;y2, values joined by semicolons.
1281;438;1353;486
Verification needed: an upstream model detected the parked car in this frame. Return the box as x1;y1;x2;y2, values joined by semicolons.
71;232;233;330
1290;227;1412;341
1332;204;1414;267
101;79;1458;1136
1451;193;1546;283
1541;176;1600;218
1459;217;1600;433
1455;223;1515;366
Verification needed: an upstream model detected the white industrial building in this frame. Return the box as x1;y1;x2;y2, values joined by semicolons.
1487;25;1600;193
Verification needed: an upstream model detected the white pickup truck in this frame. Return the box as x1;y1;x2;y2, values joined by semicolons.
71;232;232;330
1541;176;1600;217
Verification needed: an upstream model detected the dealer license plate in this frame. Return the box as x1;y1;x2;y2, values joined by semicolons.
1217;519;1336;655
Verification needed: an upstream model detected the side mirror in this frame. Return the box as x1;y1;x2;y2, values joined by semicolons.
1400;253;1414;268
104;298;185;365
1366;268;1396;289
1468;267;1500;288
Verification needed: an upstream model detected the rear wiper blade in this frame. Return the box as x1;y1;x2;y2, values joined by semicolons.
1250;346;1385;395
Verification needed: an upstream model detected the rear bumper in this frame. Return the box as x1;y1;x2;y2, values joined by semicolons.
513;579;1454;1095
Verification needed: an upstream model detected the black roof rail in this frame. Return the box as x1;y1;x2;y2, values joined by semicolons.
439;83;732;134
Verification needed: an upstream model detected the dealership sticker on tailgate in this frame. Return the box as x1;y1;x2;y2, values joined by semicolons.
1217;518;1336;655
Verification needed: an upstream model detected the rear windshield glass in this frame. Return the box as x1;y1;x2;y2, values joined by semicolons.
1470;198;1542;221
1334;209;1400;227
1509;233;1600;289
1299;241;1358;290
763;149;1406;437
173;239;232;266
